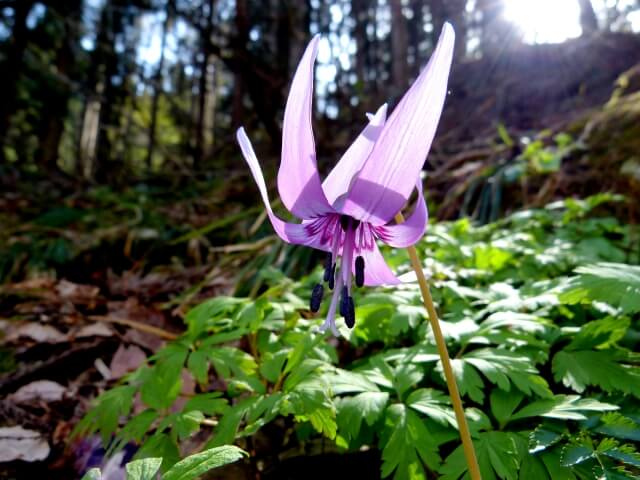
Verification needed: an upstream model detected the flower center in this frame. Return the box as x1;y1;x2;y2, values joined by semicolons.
307;214;375;334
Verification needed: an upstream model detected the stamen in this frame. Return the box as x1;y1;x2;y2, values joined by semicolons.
323;252;332;282
344;296;355;328
339;286;348;317
310;283;324;312
328;263;335;290
355;256;365;287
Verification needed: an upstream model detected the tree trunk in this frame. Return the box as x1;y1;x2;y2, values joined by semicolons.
231;0;249;132
147;0;173;170
0;0;35;163
578;0;599;34
195;0;215;167
390;0;409;93
35;0;83;173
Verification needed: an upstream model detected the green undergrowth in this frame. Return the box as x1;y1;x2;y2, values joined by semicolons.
75;193;640;479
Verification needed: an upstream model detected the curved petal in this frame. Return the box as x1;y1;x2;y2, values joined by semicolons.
340;23;454;226
237;127;326;249
278;35;333;220
361;244;401;286
375;181;428;248
323;104;387;208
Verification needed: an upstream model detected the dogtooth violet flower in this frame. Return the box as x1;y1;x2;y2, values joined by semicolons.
237;23;454;335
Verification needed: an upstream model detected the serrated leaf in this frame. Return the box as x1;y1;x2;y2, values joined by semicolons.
163;446;247;480
407;388;456;428
381;404;440;479
491;389;524;428
529;427;563;454
559;263;640;313
561;445;593;467
335;391;388;443
552;349;640;397
566;317;630;350
173;410;204;440
187;350;209;385
327;369;380;394
512;395;617;421
519;454;550;480
134;433;180;472
440;431;521;480
540;449;577;479
450;358;485;403
141;348;187;410
125;457;162;480
595;412;640;441
183;393;228;416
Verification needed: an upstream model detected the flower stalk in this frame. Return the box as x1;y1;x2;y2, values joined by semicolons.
395;212;481;480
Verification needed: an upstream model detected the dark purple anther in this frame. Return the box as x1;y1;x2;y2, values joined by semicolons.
310;283;324;312
344;296;355;328
323;252;332;282
328;263;336;290
355;255;365;287
339;286;348;317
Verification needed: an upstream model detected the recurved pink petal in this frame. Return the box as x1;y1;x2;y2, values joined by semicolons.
376;181;428;248
340;23;454;226
278;35;333;220
361;244;401;286
323;104;387;208
237;128;327;248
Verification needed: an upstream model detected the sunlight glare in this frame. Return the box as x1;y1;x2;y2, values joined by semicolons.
504;0;582;43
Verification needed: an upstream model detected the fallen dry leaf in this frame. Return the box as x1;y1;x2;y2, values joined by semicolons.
0;426;50;462
9;380;67;404
75;323;113;338
109;344;147;379
7;323;67;343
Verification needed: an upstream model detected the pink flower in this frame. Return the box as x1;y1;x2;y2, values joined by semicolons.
237;24;454;335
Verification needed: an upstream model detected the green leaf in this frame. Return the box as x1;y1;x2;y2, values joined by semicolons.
540;450;576;480
163;446;247;480
173;410;204;440
559;263;640;313
328;369;380;394
134;433;180;472
552;349;640;397
490;389;524;427
440;431;521;480
381;404;441;479
187;350;209;385
461;349;552;398
529;426;563;454
80;468;101;480
519;455;550;480
512;395;618;421
209;398;254;447
284;374;336;439
125;457;162;480
566;317;630;350
595;412;640;441
450;358;485;403
141;348;188;410
184;297;243;337
337;391;389;442
75;385;137;444
560;445;593;467
407;388;456;428
183;393;228;416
